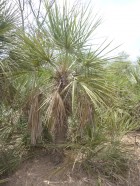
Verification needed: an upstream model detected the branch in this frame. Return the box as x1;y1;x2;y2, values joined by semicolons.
17;0;25;31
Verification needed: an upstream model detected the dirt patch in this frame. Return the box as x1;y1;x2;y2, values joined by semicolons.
122;131;140;157
3;132;140;186
3;150;96;186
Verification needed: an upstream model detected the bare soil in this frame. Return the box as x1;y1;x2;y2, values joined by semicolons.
3;132;140;186
3;150;96;186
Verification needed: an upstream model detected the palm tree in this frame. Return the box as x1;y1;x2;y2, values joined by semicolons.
11;1;115;157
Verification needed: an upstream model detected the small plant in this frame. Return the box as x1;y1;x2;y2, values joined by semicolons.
0;147;21;178
69;112;133;184
81;140;129;183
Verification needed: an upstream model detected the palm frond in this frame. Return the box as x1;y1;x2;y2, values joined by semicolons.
28;92;43;145
44;0;101;53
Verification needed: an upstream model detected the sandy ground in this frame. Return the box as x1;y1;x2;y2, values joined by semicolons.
3;151;96;186
3;132;140;186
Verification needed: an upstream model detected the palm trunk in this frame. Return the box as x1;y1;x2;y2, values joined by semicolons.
51;112;68;165
54;107;68;144
50;70;71;164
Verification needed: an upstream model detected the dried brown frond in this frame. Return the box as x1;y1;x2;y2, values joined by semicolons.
47;91;67;143
28;92;43;145
77;94;94;128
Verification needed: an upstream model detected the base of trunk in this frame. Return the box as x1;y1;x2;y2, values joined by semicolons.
50;148;65;165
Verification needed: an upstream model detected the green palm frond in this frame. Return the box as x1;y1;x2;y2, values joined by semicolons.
44;0;101;53
0;0;18;103
15;32;54;68
0;0;17;43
